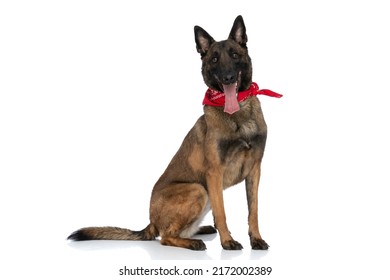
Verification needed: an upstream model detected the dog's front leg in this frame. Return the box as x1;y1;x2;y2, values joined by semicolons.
245;161;269;250
206;169;243;250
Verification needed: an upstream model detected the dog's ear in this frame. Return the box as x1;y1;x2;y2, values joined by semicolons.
228;15;247;46
194;26;215;57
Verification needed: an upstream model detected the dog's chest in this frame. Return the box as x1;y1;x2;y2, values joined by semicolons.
218;119;266;187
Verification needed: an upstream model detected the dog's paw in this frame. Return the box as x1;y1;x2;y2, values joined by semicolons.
196;225;217;235
189;239;207;251
222;239;243;250
250;237;269;250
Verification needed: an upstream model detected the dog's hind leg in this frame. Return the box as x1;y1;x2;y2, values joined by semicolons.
150;183;210;250
160;236;206;251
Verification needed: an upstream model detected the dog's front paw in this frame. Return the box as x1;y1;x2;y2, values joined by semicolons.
222;239;243;250
250;237;269;250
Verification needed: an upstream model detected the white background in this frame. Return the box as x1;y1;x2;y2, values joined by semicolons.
1;0;389;279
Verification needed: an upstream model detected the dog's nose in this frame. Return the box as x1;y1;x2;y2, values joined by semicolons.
222;74;236;84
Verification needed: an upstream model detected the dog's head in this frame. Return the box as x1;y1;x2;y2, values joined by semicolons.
194;15;252;93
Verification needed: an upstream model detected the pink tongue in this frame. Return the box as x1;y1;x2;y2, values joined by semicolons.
223;83;240;114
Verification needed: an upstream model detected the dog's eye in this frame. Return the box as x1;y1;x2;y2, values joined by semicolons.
232;53;239;59
212;57;218;63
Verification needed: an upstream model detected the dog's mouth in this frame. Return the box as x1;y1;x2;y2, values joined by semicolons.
215;71;241;115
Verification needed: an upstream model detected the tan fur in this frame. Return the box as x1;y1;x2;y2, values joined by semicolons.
68;15;271;251
147;97;268;250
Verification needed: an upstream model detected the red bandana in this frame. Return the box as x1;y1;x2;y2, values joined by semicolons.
202;82;282;113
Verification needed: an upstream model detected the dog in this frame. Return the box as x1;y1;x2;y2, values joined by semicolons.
68;15;281;250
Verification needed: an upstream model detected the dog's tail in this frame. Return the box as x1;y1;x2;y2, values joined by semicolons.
67;224;158;241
